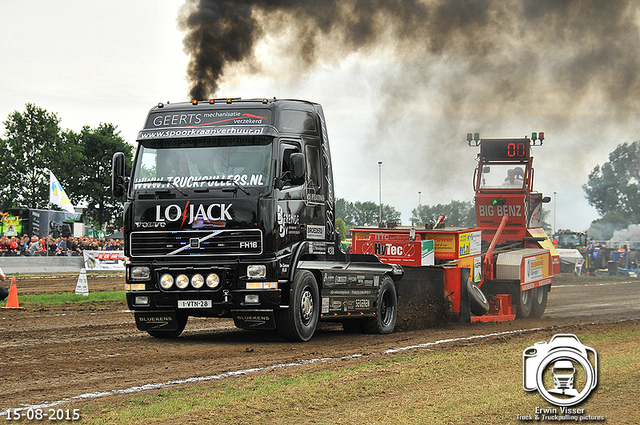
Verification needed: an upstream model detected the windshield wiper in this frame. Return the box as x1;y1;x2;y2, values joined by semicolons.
134;178;188;196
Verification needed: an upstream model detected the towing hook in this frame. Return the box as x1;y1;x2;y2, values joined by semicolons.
223;290;231;303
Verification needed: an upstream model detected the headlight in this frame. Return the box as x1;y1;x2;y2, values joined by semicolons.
134;296;149;306
176;274;189;289
247;265;266;279
159;274;174;289
206;273;220;288
130;266;151;280
191;274;204;289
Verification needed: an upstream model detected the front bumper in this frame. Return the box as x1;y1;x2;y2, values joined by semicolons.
126;288;282;316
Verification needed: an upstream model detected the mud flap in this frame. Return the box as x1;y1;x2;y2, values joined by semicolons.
395;266;447;330
232;309;277;330
135;311;181;332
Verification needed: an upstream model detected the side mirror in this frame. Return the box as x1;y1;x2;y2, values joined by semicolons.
541;196;551;203
112;152;126;198
290;152;305;184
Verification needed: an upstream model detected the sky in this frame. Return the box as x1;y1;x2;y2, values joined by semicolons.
2;0;639;233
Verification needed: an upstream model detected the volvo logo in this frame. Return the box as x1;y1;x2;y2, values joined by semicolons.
135;221;167;228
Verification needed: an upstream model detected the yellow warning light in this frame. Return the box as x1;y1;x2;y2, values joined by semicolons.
157;102;164;108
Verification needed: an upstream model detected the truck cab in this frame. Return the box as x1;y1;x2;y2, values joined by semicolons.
112;98;402;341
472;134;548;245
468;133;557;318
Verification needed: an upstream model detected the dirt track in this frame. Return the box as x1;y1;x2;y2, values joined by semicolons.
1;273;639;412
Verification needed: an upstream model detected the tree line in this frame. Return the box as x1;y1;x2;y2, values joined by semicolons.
583;140;640;239
0;104;133;233
335;197;478;241
2;104;635;239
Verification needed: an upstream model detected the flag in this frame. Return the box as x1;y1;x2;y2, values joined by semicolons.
49;171;75;214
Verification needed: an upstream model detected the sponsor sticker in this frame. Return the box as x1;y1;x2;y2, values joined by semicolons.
307;224;325;240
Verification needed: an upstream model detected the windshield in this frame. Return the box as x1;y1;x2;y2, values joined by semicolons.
559;234;583;246
480;164;525;189
132;136;273;190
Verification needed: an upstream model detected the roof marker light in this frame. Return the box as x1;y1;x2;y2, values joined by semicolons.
157;102;164;108
191;99;198;105
226;98;232;104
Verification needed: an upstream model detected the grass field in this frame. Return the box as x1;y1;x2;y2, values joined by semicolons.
73;321;639;425
3;291;125;308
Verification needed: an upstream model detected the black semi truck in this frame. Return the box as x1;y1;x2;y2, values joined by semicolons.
112;98;403;341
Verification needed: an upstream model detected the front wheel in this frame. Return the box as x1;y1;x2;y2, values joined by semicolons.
276;270;319;342
362;276;397;334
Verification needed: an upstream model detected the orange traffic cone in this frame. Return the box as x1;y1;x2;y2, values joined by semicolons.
2;277;24;309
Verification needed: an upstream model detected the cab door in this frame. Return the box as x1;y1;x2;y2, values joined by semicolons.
275;142;305;249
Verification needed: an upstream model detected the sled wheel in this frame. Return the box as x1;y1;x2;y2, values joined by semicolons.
529;286;548;318
517;287;534;318
363;276;397;334
467;280;490;316
277;270;319;342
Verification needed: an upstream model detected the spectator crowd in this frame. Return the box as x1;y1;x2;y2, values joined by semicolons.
0;234;123;257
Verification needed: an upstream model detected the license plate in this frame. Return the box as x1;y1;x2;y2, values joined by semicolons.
178;300;212;309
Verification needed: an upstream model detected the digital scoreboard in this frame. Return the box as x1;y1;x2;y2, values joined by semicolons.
480;138;530;160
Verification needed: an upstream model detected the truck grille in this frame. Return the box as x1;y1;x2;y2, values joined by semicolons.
130;229;262;257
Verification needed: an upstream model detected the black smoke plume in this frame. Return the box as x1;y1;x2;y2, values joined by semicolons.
178;0;640;225
179;0;640;112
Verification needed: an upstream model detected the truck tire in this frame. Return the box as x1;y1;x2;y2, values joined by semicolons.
467;280;490;316
276;270;319;342
516;288;534;318
362;276;397;334
147;314;188;338
529;286;548;318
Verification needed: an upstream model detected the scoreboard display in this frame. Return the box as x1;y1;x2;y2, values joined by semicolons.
480;139;530;160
